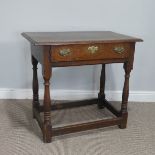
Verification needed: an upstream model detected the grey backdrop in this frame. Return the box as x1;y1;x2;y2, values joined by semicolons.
0;0;154;93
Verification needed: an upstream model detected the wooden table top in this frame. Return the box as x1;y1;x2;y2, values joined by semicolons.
22;31;142;45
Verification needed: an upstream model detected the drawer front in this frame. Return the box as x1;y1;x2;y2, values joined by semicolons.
51;43;131;62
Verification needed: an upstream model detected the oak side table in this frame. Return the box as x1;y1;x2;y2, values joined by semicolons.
22;31;142;143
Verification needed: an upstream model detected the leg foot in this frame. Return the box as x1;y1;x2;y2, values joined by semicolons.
119;124;127;129
119;112;128;129
97;94;105;109
43;123;52;143
97;103;105;109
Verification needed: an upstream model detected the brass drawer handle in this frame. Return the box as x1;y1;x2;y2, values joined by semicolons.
113;46;125;54
88;46;98;54
59;49;71;56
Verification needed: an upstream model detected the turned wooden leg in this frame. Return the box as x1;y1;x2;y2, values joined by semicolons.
42;66;52;143
119;62;131;129
98;64;106;109
32;55;39;118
